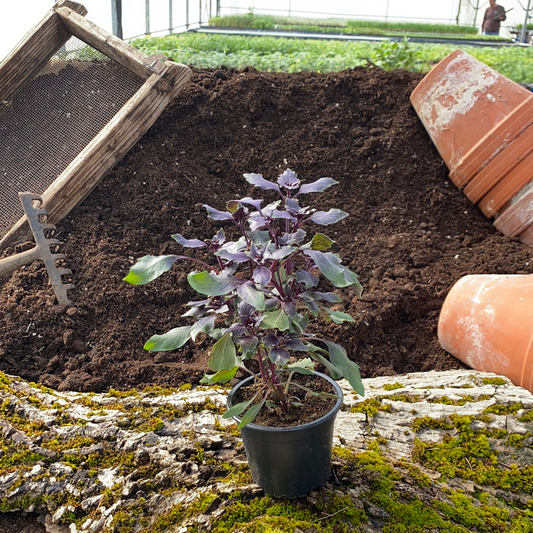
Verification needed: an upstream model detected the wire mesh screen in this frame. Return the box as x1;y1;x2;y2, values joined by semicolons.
0;36;145;240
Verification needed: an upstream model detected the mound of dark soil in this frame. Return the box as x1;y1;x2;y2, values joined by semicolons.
1;65;531;393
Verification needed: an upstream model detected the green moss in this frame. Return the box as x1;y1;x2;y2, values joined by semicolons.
482;377;508;386
483;403;524;416
397;459;432;488
383;382;404;391
519;410;533;423
210;492;365;533
350;398;381;417
435;491;533;533
152;504;185;532
142;385;179;396
412;418;533;494
508;434;528;448
107;388;141;398
0;439;46;473
350;398;393;418
428;394;492;406
382;393;424;403
411;416;454;433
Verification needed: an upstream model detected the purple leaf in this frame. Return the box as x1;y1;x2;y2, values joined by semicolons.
238;335;259;357
248;214;268;231
285;198;302;214
238;197;264;211
272;209;296;221
308;209;348;225
295;269;320;289
298;177;339;195
171;233;207;248
203;204;234;221
215;249;250;263
211;228;226;245
263;334;279;347
253;265;271;286
268;346;290;365
277;169;300;190
279;229;306;246
282;301;297;317
244;173;281;193
264;246;296;260
285;338;309;351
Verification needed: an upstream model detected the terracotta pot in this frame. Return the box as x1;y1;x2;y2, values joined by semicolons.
438;274;533;392
462;122;533;207
477;149;533;218
410;49;533;189
494;181;533;237
519;223;533;247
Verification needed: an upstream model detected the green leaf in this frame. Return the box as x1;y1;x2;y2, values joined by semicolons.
144;326;192;352
324;308;355;324
123;255;180;285
223;399;253;419
238;400;265;428
208;333;238;371
238;282;265;311
286;357;315;375
200;366;239;385
260;309;290;331
310;233;335;251
304;250;361;290
307;344;343;380
188;271;241;296
321;339;364;397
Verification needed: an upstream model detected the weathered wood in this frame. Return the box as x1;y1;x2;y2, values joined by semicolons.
0;63;191;250
0;1;87;101
55;6;159;80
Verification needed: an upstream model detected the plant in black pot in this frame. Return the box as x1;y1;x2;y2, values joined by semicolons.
124;169;364;498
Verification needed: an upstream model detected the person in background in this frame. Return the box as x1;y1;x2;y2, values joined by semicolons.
482;0;507;35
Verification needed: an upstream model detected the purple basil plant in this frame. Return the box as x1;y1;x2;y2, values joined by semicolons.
124;169;364;427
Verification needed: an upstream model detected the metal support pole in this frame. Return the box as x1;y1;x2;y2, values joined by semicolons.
216;0;221;18
145;0;150;36
473;0;480;27
169;0;173;34
186;0;190;29
519;0;532;43
111;0;123;39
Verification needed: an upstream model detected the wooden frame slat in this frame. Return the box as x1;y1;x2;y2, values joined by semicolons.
55;6;158;80
0;1;87;101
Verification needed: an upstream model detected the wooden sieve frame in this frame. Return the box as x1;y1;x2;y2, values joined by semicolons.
0;0;191;251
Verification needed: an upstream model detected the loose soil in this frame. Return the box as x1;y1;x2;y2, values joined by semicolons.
1;65;532;395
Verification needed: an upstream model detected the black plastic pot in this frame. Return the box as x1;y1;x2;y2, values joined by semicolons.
227;371;343;498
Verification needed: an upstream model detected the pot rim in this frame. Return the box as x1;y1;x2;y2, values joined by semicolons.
227;370;343;433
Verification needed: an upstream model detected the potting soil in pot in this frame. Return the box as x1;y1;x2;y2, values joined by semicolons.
1;66;532;393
